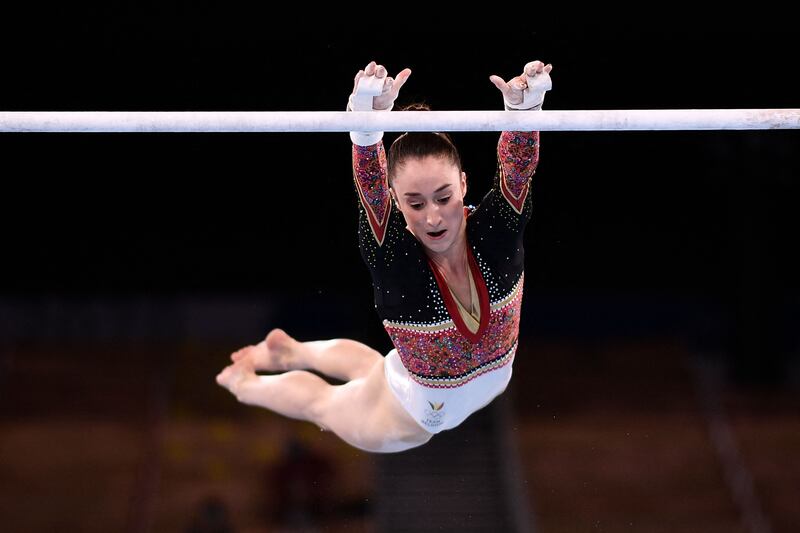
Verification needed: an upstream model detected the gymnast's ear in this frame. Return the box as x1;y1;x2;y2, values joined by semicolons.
389;187;401;211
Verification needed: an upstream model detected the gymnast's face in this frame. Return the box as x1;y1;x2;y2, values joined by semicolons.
390;156;467;256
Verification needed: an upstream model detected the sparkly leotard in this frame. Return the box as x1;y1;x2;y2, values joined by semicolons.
352;130;539;433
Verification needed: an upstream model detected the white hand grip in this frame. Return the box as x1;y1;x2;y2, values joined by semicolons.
525;71;552;104
507;71;552;110
351;75;384;111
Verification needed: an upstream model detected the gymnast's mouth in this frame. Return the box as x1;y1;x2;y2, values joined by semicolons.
427;229;447;239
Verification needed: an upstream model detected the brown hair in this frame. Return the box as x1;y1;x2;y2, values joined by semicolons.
387;103;462;186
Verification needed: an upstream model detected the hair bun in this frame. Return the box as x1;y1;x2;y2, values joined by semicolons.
399;102;431;112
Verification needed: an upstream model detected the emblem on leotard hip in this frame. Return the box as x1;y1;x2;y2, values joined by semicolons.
421;400;445;428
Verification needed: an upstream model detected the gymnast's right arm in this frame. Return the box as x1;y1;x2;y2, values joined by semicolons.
347;60;411;143
348;61;411;247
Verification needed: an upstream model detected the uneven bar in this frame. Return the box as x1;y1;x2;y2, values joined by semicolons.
1;109;799;132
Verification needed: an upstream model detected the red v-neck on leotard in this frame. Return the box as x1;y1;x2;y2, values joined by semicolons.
427;243;490;345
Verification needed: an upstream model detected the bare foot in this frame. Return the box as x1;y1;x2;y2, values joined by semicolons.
230;328;305;372
216;356;255;394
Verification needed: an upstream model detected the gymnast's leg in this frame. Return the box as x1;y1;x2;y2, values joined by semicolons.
217;330;432;453
230;328;383;382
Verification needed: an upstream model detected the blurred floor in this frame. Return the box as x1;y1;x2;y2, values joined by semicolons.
510;337;799;533
1;336;797;532
0;340;376;533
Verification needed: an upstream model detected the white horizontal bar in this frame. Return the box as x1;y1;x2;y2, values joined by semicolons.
1;109;799;132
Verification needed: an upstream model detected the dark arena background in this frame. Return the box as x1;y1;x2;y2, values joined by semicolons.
1;7;798;533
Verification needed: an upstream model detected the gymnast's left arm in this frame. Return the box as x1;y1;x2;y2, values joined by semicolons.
490;61;553;200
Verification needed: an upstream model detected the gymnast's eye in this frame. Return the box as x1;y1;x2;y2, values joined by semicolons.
409;203;423;209
437;196;451;204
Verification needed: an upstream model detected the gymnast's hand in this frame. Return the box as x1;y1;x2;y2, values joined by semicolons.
490;60;553;110
350;60;412;111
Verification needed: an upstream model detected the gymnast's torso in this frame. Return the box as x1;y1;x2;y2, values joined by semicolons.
352;131;539;396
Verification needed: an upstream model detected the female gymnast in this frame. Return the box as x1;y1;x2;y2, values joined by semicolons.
216;59;552;453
